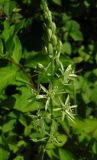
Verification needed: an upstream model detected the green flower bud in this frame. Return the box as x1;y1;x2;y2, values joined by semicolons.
51;22;56;33
48;43;53;56
48;10;52;20
44;46;48;54
57;40;62;52
51;34;57;46
47;28;52;41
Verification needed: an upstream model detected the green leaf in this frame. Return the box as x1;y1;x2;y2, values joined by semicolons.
0;136;10;160
92;142;97;154
62;42;72;55
70;30;83;41
52;0;62;6
65;20;80;31
59;148;75;160
2;119;16;133
65;20;83;41
12;35;22;63
0;65;17;92
14;87;43;112
3;0;16;16
75;118;97;138
25;52;49;68
2;21;15;42
91;87;97;104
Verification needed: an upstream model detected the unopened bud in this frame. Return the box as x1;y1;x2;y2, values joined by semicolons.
44;46;48;54
57;40;62;52
51;22;56;33
47;28;52;41
48;43;53;56
51;34;57;46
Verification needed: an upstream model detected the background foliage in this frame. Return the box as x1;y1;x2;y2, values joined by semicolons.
0;0;97;160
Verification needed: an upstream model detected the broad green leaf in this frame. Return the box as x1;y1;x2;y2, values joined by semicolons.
14;87;43;112
0;136;10;160
25;52;49;68
59;148;75;160
4;1;16;16
12;35;22;63
65;20;83;41
2;119;16;133
70;30;83;41
2;21;15;42
62;42;72;55
15;69;30;86
74;118;97;137
65;20;80;31
0;65;17;92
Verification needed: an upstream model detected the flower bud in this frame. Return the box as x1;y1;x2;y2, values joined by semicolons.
57;40;62;52
51;22;56;33
44;46;48;54
48;10;52;20
48;43;53;56
51;34;57;46
47;28;52;41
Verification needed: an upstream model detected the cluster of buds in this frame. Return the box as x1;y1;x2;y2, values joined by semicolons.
41;1;62;59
